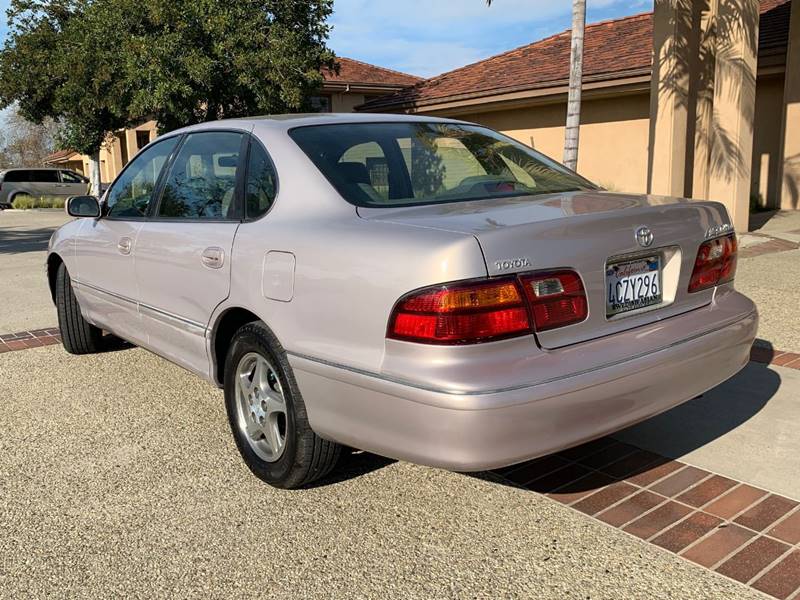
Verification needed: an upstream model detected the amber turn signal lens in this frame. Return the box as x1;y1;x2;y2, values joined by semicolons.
388;278;530;344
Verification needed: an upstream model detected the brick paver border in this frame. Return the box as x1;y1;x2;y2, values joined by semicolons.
739;234;800;260
3;325;800;597
0;328;61;352
494;438;800;600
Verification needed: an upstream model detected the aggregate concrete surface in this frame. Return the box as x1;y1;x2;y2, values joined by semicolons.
0;345;763;599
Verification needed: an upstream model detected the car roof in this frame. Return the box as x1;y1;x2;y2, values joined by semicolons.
2;167;63;171
166;112;471;136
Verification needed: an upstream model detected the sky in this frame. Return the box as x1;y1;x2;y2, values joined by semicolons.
328;0;652;77
0;0;652;80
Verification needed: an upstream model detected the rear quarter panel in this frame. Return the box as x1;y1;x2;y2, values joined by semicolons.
214;125;488;375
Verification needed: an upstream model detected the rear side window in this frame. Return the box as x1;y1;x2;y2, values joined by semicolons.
289;122;596;207
106;136;180;218
31;170;59;183
245;138;277;219
60;171;86;183
157;131;244;220
3;170;29;182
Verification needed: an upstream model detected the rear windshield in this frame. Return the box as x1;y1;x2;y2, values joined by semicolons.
289;122;597;207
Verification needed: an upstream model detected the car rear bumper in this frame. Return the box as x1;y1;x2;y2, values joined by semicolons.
289;291;758;471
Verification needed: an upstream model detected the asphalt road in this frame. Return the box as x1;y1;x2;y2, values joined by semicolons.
0;344;761;599
0;209;70;332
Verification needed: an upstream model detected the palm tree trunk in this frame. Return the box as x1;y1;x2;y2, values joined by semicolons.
563;0;586;171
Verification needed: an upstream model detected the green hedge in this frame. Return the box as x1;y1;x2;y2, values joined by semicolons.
11;195;66;209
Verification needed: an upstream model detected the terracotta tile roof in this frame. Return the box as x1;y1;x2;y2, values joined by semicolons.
361;0;791;111
43;149;80;163
759;0;793;52
322;57;421;88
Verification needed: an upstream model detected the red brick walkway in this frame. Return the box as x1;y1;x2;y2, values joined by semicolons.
3;326;800;598
738;235;800;259
494;438;800;600
0;328;61;351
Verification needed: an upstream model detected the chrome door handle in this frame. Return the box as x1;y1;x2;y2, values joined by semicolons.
117;237;132;255
201;247;224;269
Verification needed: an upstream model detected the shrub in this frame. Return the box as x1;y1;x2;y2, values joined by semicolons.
45;197;66;209
11;195;33;209
11;195;65;209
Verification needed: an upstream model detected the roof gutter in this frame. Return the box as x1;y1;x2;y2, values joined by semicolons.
357;68;652;113
357;49;788;115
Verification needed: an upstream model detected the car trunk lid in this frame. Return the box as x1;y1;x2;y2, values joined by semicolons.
358;191;731;349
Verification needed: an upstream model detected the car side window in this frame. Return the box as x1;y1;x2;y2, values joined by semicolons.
31;170;59;183
60;171;85;184
157;131;244;220
3;170;29;182
245;138;277;219
106;137;180;218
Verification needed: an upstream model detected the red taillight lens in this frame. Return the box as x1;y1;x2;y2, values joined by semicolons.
387;278;530;344
520;270;588;331
688;233;737;293
388;269;588;344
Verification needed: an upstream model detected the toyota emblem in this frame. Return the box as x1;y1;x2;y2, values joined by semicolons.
635;226;654;248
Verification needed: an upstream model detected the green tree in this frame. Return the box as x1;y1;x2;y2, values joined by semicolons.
0;0;335;194
123;0;336;132
0;0;135;193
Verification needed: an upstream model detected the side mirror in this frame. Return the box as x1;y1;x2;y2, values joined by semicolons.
66;195;100;218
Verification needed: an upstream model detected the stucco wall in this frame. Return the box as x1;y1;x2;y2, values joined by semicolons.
458;93;652;193
331;93;369;113
751;74;786;209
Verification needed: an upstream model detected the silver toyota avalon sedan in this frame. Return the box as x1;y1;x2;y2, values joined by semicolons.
47;114;757;488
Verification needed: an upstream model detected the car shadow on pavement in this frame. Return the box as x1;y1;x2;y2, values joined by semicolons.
100;334;136;353
306;449;396;489
480;353;782;495
0;226;60;254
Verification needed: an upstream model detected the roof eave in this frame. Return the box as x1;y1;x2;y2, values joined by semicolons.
357;68;653;113
321;82;417;93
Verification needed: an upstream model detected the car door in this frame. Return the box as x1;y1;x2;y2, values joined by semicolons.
29;169;60;197
74;136;181;345
134;130;246;377
58;170;89;197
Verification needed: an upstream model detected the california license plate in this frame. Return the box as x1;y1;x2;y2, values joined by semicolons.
606;256;662;316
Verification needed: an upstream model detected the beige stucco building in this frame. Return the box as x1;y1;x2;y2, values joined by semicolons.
44;57;420;185
44;120;158;184
360;0;799;232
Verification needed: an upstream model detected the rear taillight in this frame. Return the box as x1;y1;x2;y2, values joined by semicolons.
388;278;530;344
387;269;588;344
519;270;589;331
688;233;737;293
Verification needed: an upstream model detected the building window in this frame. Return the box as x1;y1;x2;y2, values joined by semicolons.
136;130;151;151
310;95;332;113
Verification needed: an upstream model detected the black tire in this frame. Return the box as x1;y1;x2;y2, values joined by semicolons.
224;322;341;489
55;263;104;354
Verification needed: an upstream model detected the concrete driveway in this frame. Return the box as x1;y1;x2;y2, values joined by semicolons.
2;209;799;599
0;344;764;599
